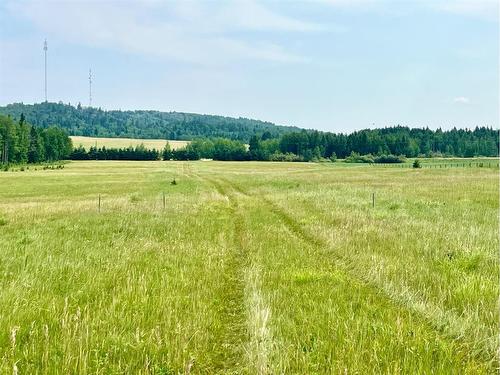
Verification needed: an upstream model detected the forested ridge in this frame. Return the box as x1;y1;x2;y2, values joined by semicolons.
0;102;298;141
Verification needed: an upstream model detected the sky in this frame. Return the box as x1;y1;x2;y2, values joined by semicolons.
0;0;498;132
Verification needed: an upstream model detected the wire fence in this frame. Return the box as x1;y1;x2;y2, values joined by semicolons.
378;161;499;169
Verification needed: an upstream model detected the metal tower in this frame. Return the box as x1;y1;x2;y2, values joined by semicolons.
44;39;48;102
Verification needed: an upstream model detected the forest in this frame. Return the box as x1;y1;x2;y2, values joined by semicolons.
271;126;499;159
0;102;298;141
0;114;72;164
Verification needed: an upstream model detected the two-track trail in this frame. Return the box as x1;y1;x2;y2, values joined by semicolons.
190;169;494;373
202;177;248;372
195;174;272;374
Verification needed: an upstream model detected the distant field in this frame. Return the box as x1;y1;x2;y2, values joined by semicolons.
70;136;188;150
0;161;497;373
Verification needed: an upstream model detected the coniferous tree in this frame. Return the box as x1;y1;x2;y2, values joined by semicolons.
249;135;262;160
162;142;173;160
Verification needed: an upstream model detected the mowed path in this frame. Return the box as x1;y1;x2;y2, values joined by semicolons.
194;170;494;373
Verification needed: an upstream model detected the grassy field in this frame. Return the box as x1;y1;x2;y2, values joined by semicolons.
70;136;188;150
0;160;497;373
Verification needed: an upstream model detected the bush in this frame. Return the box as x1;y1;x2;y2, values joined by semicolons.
374;154;406;163
428;151;443;158
345;152;374;163
413;159;422;168
269;152;303;162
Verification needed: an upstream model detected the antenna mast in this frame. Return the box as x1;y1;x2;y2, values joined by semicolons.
43;39;48;102
89;68;92;107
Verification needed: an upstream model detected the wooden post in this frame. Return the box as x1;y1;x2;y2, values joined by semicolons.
372;192;375;208
163;192;166;209
98;194;101;213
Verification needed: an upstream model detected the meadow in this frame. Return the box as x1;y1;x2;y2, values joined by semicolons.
0;160;498;373
70;136;188;150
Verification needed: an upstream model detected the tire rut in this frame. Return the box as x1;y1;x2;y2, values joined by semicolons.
200;176;249;372
217;176;497;366
200;175;272;374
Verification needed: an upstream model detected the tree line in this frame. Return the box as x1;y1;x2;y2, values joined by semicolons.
68;139;247;161
274;127;498;160
160;126;499;161
70;145;160;161
69;125;499;162
0;114;72;164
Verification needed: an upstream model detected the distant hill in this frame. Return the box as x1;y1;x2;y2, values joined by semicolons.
0;102;300;141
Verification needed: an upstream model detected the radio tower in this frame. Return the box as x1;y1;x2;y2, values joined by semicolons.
43;39;48;102
89;69;92;107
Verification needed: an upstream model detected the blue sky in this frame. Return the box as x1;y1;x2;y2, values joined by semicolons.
0;0;498;132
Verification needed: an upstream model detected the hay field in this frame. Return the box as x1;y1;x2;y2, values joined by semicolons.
70;136;188;150
0;161;497;373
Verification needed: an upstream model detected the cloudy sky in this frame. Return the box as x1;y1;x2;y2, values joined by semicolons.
0;0;498;132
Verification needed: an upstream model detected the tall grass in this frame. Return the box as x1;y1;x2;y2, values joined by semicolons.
0;160;497;373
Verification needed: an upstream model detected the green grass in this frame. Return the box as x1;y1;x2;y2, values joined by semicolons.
0;160;497;373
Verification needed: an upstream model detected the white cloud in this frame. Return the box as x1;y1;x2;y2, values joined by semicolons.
217;1;326;32
318;0;499;20
432;0;499;21
5;0;327;65
316;0;374;6
453;96;470;104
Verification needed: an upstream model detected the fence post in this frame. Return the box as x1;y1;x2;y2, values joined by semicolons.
98;194;101;213
372;192;375;208
163;192;166;209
